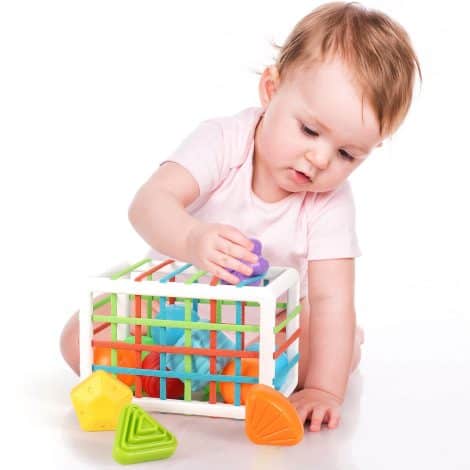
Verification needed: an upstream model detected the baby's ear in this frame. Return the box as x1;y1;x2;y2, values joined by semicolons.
268;65;280;84
258;65;280;107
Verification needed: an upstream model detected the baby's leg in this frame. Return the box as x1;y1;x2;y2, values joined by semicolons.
60;293;113;376
60;310;80;375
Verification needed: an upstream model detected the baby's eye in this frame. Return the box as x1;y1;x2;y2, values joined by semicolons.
339;149;354;161
301;125;319;137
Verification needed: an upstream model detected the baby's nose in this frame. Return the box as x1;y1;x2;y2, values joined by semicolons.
305;150;330;170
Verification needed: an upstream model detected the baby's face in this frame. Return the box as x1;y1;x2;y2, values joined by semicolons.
254;56;383;199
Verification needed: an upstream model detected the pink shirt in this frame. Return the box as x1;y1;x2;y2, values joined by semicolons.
148;107;361;298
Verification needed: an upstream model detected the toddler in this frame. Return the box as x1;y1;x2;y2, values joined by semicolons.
61;2;420;432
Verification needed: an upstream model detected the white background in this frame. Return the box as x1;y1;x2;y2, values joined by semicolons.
1;1;469;468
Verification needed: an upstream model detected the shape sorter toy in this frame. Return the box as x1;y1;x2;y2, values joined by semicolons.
79;257;301;420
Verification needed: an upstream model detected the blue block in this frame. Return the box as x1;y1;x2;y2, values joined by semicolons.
150;304;200;346
166;322;235;391
246;342;289;389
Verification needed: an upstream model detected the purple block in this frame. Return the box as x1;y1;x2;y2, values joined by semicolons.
250;238;262;256
251;256;269;276
221;271;262;286
220;238;267;286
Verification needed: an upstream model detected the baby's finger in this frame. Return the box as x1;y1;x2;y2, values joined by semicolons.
205;260;241;285
309;407;327;432
219;226;255;252
216;238;258;265
214;248;254;277
326;409;341;429
294;404;311;425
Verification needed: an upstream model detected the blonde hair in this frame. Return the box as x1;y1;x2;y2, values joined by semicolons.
271;2;421;136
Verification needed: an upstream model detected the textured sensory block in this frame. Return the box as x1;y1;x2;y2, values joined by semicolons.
166;322;235;391
70;370;133;431
151;304;200;346
220;358;259;405
245;384;303;446
113;404;178;464
246;342;289;390
141;352;184;398
221;237;269;285
93;346;138;386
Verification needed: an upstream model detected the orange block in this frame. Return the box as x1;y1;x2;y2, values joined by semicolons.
220;358;259;405
245;384;303;446
93;347;138;386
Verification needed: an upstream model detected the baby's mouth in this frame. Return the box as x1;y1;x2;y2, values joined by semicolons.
293;169;313;183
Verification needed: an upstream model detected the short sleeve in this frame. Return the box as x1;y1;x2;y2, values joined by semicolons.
162;120;226;197
307;181;361;260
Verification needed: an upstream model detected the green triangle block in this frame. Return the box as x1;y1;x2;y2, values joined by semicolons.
113;404;178;464
128;412;165;445
134;414;165;438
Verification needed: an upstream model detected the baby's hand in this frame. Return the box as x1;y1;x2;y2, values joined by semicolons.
185;222;258;284
289;388;342;432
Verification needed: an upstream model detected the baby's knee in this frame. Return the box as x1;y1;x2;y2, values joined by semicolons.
60;312;80;375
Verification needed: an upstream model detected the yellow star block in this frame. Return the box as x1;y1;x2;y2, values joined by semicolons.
70;370;133;431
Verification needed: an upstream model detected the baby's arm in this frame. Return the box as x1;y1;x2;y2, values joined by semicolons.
129;162;201;262
290;258;356;431
128;162;257;284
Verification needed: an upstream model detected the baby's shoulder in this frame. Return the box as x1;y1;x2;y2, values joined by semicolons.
206;107;262;134
201;107;264;168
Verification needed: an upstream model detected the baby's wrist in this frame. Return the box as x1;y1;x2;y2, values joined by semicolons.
183;218;202;259
302;385;344;405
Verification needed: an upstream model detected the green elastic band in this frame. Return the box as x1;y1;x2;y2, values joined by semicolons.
110;293;118;369
92;315;260;334
111;259;152;280
132;296;287;311
273;304;301;334
183;299;192;401
185;270;207;284
93;296;111;311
